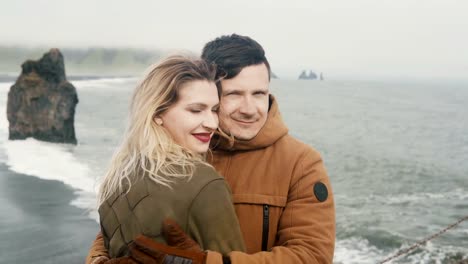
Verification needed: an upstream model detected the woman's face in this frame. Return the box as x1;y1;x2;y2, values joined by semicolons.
158;80;219;154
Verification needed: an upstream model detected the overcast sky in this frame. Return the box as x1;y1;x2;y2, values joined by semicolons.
1;0;467;80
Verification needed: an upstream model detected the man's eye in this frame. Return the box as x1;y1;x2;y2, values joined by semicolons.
189;109;201;113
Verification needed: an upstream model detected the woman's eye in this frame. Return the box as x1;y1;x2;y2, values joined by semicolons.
189;109;201;113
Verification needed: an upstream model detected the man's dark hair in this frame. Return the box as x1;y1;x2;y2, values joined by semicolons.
201;34;271;81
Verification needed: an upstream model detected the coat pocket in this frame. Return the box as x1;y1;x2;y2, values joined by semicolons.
232;194;287;207
232;194;286;253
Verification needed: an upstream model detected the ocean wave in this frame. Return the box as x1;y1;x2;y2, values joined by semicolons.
70;190;99;223
336;188;468;207
382;241;468;264
384;189;468;205
334;237;468;264
0;82;12;163
73;76;138;90
334;237;384;264
3;138;94;192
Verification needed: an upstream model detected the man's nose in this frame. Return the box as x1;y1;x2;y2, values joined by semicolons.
239;96;256;115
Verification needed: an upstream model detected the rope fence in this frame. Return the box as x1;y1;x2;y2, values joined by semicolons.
379;215;468;264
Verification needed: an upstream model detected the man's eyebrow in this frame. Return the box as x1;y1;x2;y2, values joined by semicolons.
222;89;243;95
253;88;269;92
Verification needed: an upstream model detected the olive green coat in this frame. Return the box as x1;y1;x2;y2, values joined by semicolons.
98;163;245;258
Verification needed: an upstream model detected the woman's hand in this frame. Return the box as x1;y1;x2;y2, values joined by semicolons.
128;219;207;264
92;256;138;264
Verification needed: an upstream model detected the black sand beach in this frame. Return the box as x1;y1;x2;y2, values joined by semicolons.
0;164;99;264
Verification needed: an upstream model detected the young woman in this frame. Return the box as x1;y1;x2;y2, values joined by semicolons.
92;56;245;263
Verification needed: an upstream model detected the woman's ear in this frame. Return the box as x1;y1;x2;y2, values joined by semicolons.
154;116;163;126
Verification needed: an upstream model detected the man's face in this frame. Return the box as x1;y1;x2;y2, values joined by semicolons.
218;63;270;141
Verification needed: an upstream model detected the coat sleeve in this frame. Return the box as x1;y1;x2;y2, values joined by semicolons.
187;179;246;255
207;148;336;264
85;232;108;264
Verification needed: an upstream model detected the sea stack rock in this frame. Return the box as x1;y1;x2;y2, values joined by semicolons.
7;48;78;144
298;70;317;80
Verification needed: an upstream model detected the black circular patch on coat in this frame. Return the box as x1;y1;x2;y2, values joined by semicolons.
313;182;328;202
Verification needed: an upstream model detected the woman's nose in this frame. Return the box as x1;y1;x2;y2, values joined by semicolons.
202;111;218;130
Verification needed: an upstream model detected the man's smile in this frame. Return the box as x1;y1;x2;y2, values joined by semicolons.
232;118;257;125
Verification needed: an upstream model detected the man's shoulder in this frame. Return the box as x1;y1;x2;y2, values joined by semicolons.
272;134;322;162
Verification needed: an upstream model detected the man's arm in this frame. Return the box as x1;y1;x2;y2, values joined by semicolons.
85;232;109;264
209;148;336;264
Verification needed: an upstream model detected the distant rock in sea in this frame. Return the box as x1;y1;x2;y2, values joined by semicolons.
7;48;78;144
271;71;278;79
298;70;318;80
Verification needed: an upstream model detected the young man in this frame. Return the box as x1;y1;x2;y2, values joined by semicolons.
87;34;335;264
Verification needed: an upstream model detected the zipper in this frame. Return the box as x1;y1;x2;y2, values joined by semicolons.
261;204;270;251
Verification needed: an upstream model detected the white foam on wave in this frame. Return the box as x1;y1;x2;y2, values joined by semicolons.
334;237;384;264
344;189;468;207
385;192;445;205
3;138;94;192
384;189;468;206
0;72;19;76
0;82;13;163
387;241;468;264
335;237;468;264
71;190;99;222
73;76;138;90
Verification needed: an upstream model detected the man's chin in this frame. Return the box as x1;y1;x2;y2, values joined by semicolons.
231;130;258;141
219;123;261;141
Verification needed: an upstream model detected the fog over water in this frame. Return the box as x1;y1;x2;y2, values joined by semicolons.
1;0;468;80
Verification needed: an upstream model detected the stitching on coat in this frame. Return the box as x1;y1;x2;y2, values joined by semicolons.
186;178;225;233
126;179;149;237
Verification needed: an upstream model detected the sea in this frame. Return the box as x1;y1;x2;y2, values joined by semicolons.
0;74;467;264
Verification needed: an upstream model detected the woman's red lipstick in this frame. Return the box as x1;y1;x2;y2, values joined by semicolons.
192;133;211;143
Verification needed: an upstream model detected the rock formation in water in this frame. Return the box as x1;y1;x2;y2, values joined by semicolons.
7;48;78;144
298;70;318;80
